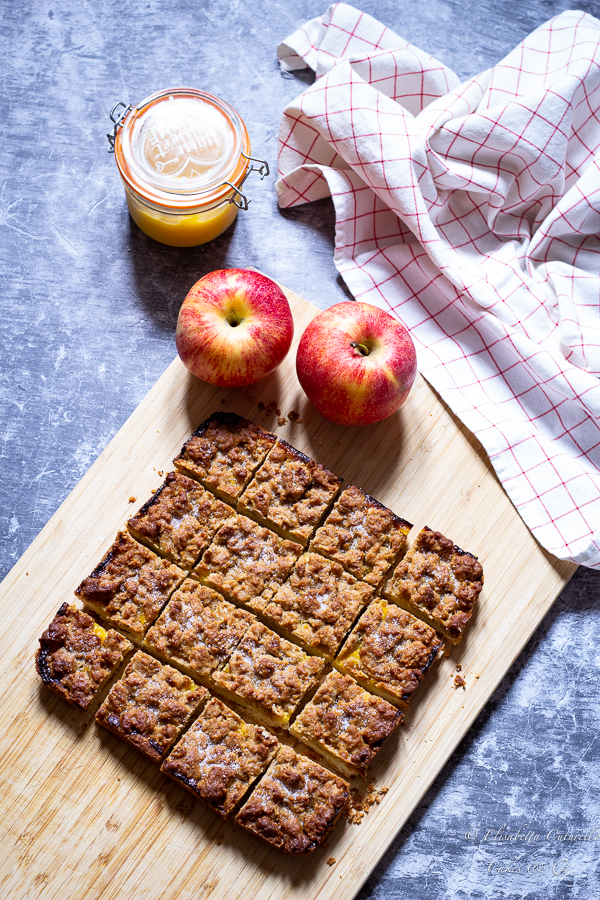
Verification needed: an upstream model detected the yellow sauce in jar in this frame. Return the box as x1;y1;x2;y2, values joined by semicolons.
123;186;239;247
110;88;264;247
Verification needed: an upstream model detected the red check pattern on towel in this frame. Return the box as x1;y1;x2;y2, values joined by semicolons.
277;3;600;569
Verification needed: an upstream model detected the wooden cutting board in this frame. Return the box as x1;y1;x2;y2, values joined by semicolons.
0;281;575;900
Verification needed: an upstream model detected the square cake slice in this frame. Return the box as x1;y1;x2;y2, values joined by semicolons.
235;745;349;854
95;651;208;761
36;603;133;710
127;472;235;570
173;412;276;503
144;579;256;686
76;532;186;638
311;485;412;588
383;526;483;645
263;552;374;660
334;599;444;708
237;440;342;545
161;696;279;817
290;671;403;778
211;621;324;728
193;514;302;614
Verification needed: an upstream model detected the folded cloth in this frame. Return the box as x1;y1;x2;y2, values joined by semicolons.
276;3;600;569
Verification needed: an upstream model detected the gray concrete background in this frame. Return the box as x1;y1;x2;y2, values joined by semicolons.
2;1;600;897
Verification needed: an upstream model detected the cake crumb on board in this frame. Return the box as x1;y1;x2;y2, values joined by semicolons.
345;780;390;824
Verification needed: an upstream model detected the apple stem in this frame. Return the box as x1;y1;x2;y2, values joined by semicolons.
350;341;370;357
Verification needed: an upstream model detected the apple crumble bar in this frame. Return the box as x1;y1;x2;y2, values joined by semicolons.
75;531;186;638
384;526;483;645
311;485;411;588
211;620;324;728
262;551;374;659
235;744;349;854
143;578;255;686
173;412;276;503
237;440;342;545
34;406;488;859
290;671;402;778
334;598;444;707
161;696;279;817
95;651;208;761
192;513;302;614
36;603;132;710
127;471;235;570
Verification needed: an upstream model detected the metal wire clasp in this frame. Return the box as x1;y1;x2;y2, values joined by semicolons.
241;152;270;180
107;102;132;152
224;153;270;210
223;181;249;211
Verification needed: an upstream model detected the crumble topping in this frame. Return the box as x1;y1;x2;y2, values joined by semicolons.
128;471;235;569
238;440;342;544
95;651;208;761
311;485;411;587
173;412;276;502
384;526;483;643
264;552;373;659
211;621;324;726
193;514;302;614
335;599;444;707
291;671;402;777
75;531;186;636
161;697;279;816
235;745;349;854
144;579;255;681
36;603;132;709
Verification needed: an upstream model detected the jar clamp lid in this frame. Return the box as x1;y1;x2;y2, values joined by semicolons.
107;88;268;212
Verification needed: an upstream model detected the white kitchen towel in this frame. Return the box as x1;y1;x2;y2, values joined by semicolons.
276;3;600;569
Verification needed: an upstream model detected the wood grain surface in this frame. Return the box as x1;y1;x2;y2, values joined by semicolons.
0;282;575;900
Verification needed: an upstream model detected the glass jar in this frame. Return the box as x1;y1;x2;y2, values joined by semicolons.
107;87;268;247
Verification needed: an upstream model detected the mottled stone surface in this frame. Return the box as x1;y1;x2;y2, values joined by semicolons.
2;1;600;897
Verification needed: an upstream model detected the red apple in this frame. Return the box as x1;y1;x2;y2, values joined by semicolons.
296;302;417;426
176;269;294;386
